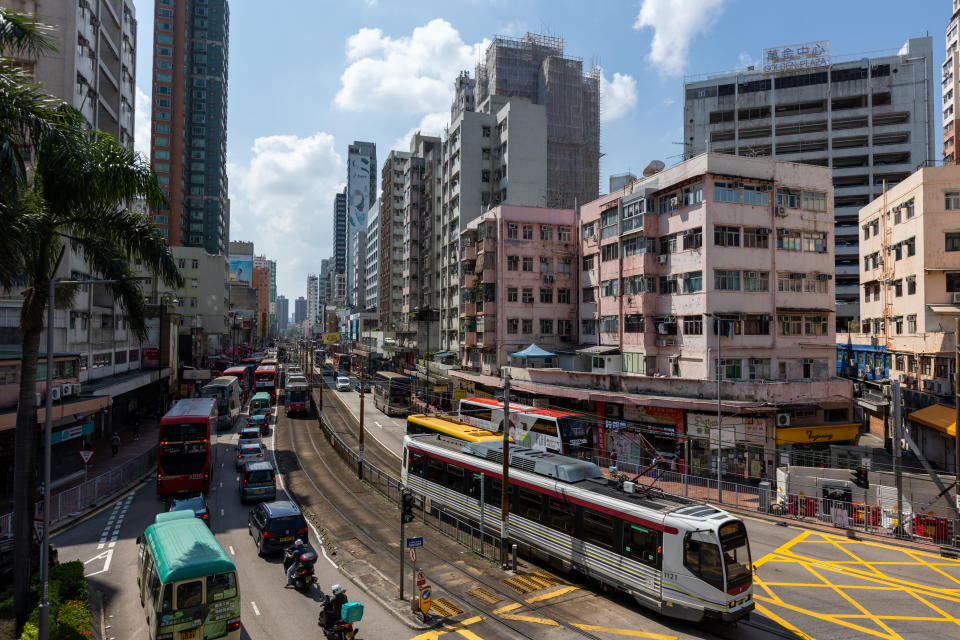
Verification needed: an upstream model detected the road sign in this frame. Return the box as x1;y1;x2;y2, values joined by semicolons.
416;569;425;587
406;536;423;548
418;586;432;615
78;449;94;464
409;548;416;564
33;519;43;543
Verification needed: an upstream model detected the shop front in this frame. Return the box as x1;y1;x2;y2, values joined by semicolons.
905;404;955;473
685;412;769;481
774;422;861;467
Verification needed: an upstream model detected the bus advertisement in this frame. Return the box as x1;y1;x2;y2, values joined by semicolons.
200;376;242;430
373;371;411;417
254;365;276;402
458;397;589;457
157;398;216;495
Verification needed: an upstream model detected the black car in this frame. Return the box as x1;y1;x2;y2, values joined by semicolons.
169;494;210;528
247;500;308;556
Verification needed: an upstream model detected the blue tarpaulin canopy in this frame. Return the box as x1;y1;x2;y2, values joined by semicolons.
509;344;557;359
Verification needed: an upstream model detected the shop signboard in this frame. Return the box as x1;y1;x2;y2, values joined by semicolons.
43;421;94;446
686;412;767;447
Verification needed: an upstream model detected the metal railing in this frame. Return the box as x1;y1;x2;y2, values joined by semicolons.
0;446;157;538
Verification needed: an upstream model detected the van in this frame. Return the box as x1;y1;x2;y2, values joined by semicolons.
249;392;272;417
240;461;277;502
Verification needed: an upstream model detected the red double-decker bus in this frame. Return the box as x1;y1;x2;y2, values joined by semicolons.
157;398;216;496
223;365;254;402
254;365;276;402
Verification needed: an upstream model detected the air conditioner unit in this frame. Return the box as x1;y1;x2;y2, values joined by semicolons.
49;387;60;401
775;205;787;216
656;255;668;263
60;384;72;397
73;383;81;395
670;196;679;207
874;367;884;377
776;413;791;427
952;292;960;304
923;379;936;392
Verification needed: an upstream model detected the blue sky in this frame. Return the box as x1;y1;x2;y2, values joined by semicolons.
131;0;950;299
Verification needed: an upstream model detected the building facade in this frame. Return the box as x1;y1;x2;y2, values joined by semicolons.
346;141;377;305
306;274;319;332
276;295;288;333
252;257;270;341
364;200;380;314
294;297;306;324
333;188;347;280
458;206;577;373
350;228;366;311
945;2;960;164
683;37;936;330
149;0;230;254
379;151;410;332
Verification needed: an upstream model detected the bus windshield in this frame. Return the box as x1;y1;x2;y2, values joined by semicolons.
161;422;207;441
718;521;752;592
255;372;274;382
557;417;587;439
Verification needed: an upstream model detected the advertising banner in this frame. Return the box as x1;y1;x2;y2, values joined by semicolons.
229;256;252;283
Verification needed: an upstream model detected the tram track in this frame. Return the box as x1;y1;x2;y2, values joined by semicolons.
278;387;611;640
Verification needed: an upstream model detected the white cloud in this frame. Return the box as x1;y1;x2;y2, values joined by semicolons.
227;133;344;294
738;51;759;70
599;70;638;122
391;112;449;152
633;0;725;77
335;19;489;116
134;86;151;160
662;98;675;106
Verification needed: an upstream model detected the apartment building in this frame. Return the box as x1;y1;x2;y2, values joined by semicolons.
276;295;288;333
306;274;319;331
333;189;347;279
453;153;854;480
149;0;230;254
837;165;960;470
458;206;577;373
294;297;306;324
346;142;377;306
379;152;409;332
945;1;960;164
350;228;366;310
394;135;442;365
684;37;935;330
437;95;548;352
252;257;270;341
365;201;380;314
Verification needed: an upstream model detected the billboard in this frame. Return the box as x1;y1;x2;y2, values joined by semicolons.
761;40;829;73
229;256;252;283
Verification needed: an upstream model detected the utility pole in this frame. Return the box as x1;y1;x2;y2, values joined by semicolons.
955;318;960;515
500;373;511;569
893;378;904;533
716;316;723;503
358;363;365;480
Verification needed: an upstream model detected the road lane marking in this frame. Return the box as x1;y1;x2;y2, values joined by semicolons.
250;601;260;616
84;549;113;577
229;545;235;555
374;421;383;428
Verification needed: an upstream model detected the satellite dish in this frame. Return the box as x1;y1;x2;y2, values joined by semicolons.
643;160;665;177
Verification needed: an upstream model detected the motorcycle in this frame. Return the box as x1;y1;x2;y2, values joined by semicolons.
282;547;318;593
317;599;358;640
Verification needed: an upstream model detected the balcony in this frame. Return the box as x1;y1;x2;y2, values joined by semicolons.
481;268;497;284
461;245;477;261
478;301;496;316
461;302;477;317
464;331;478;347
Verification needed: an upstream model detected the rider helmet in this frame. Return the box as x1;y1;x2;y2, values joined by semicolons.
331;584;343;595
294;539;304;546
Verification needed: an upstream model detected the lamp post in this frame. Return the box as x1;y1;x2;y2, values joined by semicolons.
39;277;141;640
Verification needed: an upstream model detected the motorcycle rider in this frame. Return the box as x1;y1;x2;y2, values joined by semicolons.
283;538;310;587
321;584;348;629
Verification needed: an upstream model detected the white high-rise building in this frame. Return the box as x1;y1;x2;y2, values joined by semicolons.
346;142;377;306
306;274;319;330
365;200;380;314
944;1;960;164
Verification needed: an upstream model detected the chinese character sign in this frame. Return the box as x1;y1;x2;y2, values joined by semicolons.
761;41;829;73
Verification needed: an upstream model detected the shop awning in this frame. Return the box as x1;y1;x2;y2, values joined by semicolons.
927;305;960;314
576;345;620;355
908;404;956;436
775;423;860;445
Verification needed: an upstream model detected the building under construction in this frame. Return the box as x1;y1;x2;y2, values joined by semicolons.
464;33;601;209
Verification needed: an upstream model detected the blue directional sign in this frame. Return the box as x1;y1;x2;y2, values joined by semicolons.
406;536;424;548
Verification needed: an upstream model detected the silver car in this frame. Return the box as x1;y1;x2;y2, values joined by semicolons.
236;442;264;469
336;376;351;391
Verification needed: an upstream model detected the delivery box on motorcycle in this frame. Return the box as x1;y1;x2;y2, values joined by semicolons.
341;602;363;623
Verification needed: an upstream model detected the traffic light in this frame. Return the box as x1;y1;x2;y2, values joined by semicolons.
401;490;415;523
850;468;869;489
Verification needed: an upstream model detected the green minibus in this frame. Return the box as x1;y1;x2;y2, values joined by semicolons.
249;391;272;417
137;511;241;639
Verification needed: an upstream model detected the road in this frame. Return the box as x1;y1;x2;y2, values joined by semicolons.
51;409;398;640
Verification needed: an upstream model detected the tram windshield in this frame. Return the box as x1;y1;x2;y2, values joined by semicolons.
718;521;752;591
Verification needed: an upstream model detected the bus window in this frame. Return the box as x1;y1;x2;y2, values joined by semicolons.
207;572;237;601
514;487;544;524
177;580;203;609
683;536;724;591
484;478;502;506
531;418;557;436
160;584;172;613
623;523;661;569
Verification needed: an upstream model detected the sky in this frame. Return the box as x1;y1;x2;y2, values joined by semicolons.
130;0;951;301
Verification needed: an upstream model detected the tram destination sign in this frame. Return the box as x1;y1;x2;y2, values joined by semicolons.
761;40;829;73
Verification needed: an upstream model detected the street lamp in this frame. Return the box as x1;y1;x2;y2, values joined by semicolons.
39;277;145;640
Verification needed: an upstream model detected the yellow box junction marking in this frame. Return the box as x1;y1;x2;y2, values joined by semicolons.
752;529;960;639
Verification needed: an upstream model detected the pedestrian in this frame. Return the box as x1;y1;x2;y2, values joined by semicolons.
133;417;141;441
111;432;120;457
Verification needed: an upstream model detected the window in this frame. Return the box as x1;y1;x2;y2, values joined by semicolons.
177;580;203;609
946;192;960;210
507;223;518;239
742;184;769;205
601;243;619;262
540;257;552;272
803;191;827;211
660;234;678;254
622;275;654;295
907;276;917;295
539;319;553;334
743;227;770;248
558;288;570;304
893;279;903;297
659;193;679;213
522;257;533;272
623;523;661;568
522;225;533;240
600;315;619;334
682;183;703;206
522;288;534;303
801;232;828;252
777;229;802;251
744;315;771;335
779;315;803;336
659;276;678;294
582;510;614;550
714;226;740;247
714;270;740;291
522;319;532;334
682;228;702;250
582;223;596;240
683;315;703;335
540;225;553;241
777;187;801;208
947;272;960;292
600;279;619;297
624;314;644;333
749;358;771;379
582;319;596;335
583;254;596;271
558;257;571;273
623;236;645;257
207;572;237;602
582;287;596;303
682;271;703;293
805;316;828;336
894;316;904;335
507;255;518;271
558;227;571;242
907;314;917;333
905;237;916;257
718;359;742;380
507;287;518;302
558;319;572;335
539;288;553;304
714;182;739;203
743;271;769;291
946;233;960;252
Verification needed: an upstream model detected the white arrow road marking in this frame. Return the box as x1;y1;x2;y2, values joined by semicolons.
250;601;260;616
84;549;113;577
374;421;383;429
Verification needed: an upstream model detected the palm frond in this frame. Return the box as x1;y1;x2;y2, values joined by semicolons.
0;8;57;58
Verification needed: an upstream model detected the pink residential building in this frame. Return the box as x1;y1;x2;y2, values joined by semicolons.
458;205;577;373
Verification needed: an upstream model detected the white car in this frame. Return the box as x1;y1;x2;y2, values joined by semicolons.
236;443;264;469
336;376;351;391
